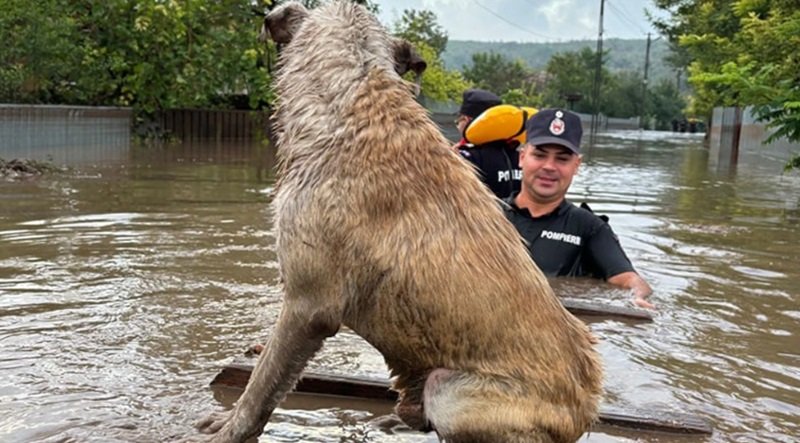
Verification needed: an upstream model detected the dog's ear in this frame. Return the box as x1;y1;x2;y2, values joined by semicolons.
259;2;309;44
392;39;427;77
392;39;427;96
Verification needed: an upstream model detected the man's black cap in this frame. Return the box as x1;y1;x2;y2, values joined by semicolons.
525;108;583;153
458;89;501;118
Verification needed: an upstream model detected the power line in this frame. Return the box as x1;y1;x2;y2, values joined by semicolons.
605;0;648;35
517;0;646;39
469;0;554;41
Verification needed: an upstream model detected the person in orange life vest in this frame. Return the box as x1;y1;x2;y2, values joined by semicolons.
452;89;522;199
504;108;655;309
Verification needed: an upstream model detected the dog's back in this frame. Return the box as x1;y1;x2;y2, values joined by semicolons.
270;2;602;441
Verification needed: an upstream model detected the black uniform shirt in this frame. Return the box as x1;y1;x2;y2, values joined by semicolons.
459;140;521;199
502;194;635;279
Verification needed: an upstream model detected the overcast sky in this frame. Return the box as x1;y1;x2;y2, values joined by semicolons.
376;0;667;43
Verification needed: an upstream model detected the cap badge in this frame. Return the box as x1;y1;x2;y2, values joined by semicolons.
549;116;565;136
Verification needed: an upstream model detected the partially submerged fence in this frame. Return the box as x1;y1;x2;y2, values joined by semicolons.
708;107;742;171
0;104;132;163
709;106;799;171
153;108;270;142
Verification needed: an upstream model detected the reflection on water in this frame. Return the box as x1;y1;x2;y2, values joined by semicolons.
1;134;798;442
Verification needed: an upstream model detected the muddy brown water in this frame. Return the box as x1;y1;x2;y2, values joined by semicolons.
1;133;798;442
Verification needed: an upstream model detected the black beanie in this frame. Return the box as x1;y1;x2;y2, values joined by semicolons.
458;89;501;118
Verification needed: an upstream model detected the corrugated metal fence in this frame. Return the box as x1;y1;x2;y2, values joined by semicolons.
0;105;272;164
0;104;132;163
708;107;742;171
154;109;270;142
709;106;799;171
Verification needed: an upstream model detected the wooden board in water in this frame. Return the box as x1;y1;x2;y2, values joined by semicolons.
560;298;653;321
211;357;712;436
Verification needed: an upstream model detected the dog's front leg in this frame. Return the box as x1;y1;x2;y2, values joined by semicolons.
196;299;341;443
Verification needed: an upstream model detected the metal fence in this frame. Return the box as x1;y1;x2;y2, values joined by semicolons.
708;107;742;171
0;104;132;164
154;108;270;142
710;106;799;171
738;107;799;170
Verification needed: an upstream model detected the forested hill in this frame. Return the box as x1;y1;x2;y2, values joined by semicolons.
443;38;674;82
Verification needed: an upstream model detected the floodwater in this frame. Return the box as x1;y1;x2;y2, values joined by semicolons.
1;133;798;442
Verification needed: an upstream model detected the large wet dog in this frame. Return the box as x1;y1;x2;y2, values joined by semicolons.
196;2;602;442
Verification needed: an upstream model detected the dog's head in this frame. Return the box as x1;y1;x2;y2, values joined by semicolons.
259;2;427;87
258;2;308;45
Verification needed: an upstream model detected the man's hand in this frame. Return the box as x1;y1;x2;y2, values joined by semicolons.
633;294;656;310
608;271;655;310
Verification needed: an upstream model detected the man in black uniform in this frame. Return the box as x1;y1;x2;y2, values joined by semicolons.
453;89;522;199
504;108;655;309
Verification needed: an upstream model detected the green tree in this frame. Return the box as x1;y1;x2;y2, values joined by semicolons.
391;9;468;103
462;52;537;99
393;9;448;57
603;71;644;118
101;0;275;113
649;78;687;129
501;88;542;108
652;0;800;169
0;0;273;113
0;0;88;103
540;47;664;119
410;42;471;103
541;48;610;114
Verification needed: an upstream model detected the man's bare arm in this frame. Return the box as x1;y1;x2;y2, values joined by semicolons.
607;271;655;309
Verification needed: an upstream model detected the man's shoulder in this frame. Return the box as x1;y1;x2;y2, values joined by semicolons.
500;197;518;217
562;201;609;229
501;193;523;210
565;201;596;217
500;197;533;228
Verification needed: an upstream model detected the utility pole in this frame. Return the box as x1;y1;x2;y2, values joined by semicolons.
590;0;605;142
641;32;652;129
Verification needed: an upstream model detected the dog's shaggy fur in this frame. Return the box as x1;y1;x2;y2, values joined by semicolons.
195;2;602;442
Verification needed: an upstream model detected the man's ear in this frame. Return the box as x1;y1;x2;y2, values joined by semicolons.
259;2;309;44
518;143;530;167
391;39;427;77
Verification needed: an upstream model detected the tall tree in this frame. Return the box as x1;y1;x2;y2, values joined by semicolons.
0;0;92;104
603;71;645;119
409;42;471;103
391;9;468;103
393;9;448;57
652;0;800;169
462;52;535;98
541;48;610;114
0;0;274;113
649;78;687;130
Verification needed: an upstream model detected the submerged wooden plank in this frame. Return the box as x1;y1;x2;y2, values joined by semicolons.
560;298;654;321
211;358;712;435
595;407;714;435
